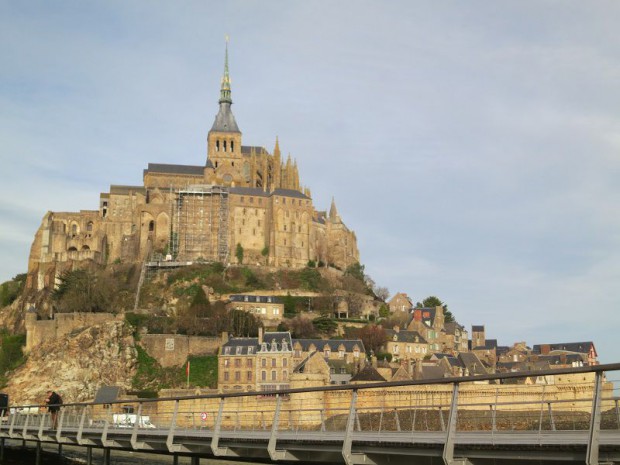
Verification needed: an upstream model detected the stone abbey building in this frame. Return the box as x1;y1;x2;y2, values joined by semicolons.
27;46;359;291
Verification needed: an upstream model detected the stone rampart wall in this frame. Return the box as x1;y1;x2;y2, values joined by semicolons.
25;312;116;351
140;334;221;367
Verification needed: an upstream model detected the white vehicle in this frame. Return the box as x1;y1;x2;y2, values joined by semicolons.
112;405;156;428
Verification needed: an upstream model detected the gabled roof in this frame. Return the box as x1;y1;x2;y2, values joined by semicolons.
443;321;465;335
222;331;293;355
458;352;488;375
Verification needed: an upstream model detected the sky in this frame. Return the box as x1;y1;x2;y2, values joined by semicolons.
1;1;619;364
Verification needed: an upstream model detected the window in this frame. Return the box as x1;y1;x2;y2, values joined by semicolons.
224;359;229;367
224;372;229;381
216;140;220;152
224;347;231;355
246;359;253;368
339;350;345;358
271;359;276;367
283;358;288;367
271;370;276;381
247;346;254;354
261;371;266;381
234;358;241;367
282;370;288;379
247;371;252;381
223;140;227;151
236;346;242;355
250;197;254;203
235;371;240;381
393;345;399;354
261;358;267;367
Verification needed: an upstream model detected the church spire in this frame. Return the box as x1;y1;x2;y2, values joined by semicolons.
219;37;232;104
329;197;340;221
210;37;240;134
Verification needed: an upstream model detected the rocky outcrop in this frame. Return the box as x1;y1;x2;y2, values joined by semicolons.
4;320;137;404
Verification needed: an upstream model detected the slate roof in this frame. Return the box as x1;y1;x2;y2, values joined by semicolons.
385;329;427;344
145;163;205;176
109;185;146;195
229;295;281;304
222;331;293;355
420;365;448;380
210;102;240;133
350;366;386;382
443;321;465;335
271;188;310;200
433;353;462;367
295;338;365;354
241;145;268;155
229;186;270;197
458;352;488;375
93;386;122;404
532;342;595;355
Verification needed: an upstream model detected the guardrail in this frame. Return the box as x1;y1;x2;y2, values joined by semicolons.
1;362;619;465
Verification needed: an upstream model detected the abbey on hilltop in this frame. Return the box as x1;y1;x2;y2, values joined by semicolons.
27;45;359;291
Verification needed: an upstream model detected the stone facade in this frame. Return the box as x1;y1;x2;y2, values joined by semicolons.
26;46;359;291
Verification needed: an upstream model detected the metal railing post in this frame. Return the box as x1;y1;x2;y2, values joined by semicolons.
211;396;237;457
130;402;145;450
8;410;17;438
586;371;604;465
342;389;358;465
76;406;88;445
166;400;180;453
55;407;66;443
268;394;287;460
442;383;469;465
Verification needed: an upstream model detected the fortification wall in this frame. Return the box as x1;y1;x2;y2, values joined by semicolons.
140;334;221;367
25;312;117;352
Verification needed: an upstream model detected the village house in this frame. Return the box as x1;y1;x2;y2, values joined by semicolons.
227;294;284;326
387;292;413;314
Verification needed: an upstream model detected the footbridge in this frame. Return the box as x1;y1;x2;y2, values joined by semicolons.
1;363;619;465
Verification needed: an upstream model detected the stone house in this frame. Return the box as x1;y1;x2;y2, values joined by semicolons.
387;292;412;314
227;294;284;326
383;327;429;362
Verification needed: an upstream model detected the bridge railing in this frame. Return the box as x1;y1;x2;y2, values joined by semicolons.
1;362;619;464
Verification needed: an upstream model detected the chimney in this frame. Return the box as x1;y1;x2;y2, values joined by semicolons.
371;354;377;368
258;327;264;344
221;331;229;345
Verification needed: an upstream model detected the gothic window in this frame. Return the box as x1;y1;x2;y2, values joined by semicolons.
87;222;93;232
216;140;220;152
231;140;234;151
71;224;78;235
223;140;227;151
149;221;154;232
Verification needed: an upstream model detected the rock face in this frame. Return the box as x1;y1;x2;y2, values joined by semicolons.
4;320;137;405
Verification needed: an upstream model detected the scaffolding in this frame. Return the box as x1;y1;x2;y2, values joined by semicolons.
172;184;229;263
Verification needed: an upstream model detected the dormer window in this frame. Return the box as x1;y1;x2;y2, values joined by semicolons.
261;343;268;352
282;341;288;351
236;346;242;355
393;335;398;341
224;347;231;355
271;340;277;352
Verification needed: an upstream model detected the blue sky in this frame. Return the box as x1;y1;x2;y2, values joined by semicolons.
1;1;619;363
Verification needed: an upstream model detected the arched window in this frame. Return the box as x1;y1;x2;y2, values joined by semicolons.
68;246;78;252
71;224;78;235
149;220;155;232
81;245;90;251
231;141;234;151
223;140;227;151
216;140;220;152
87;221;93;232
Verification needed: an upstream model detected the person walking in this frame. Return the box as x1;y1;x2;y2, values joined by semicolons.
45;390;62;429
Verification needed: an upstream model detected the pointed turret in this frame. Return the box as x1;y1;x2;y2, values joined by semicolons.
329;197;340;222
